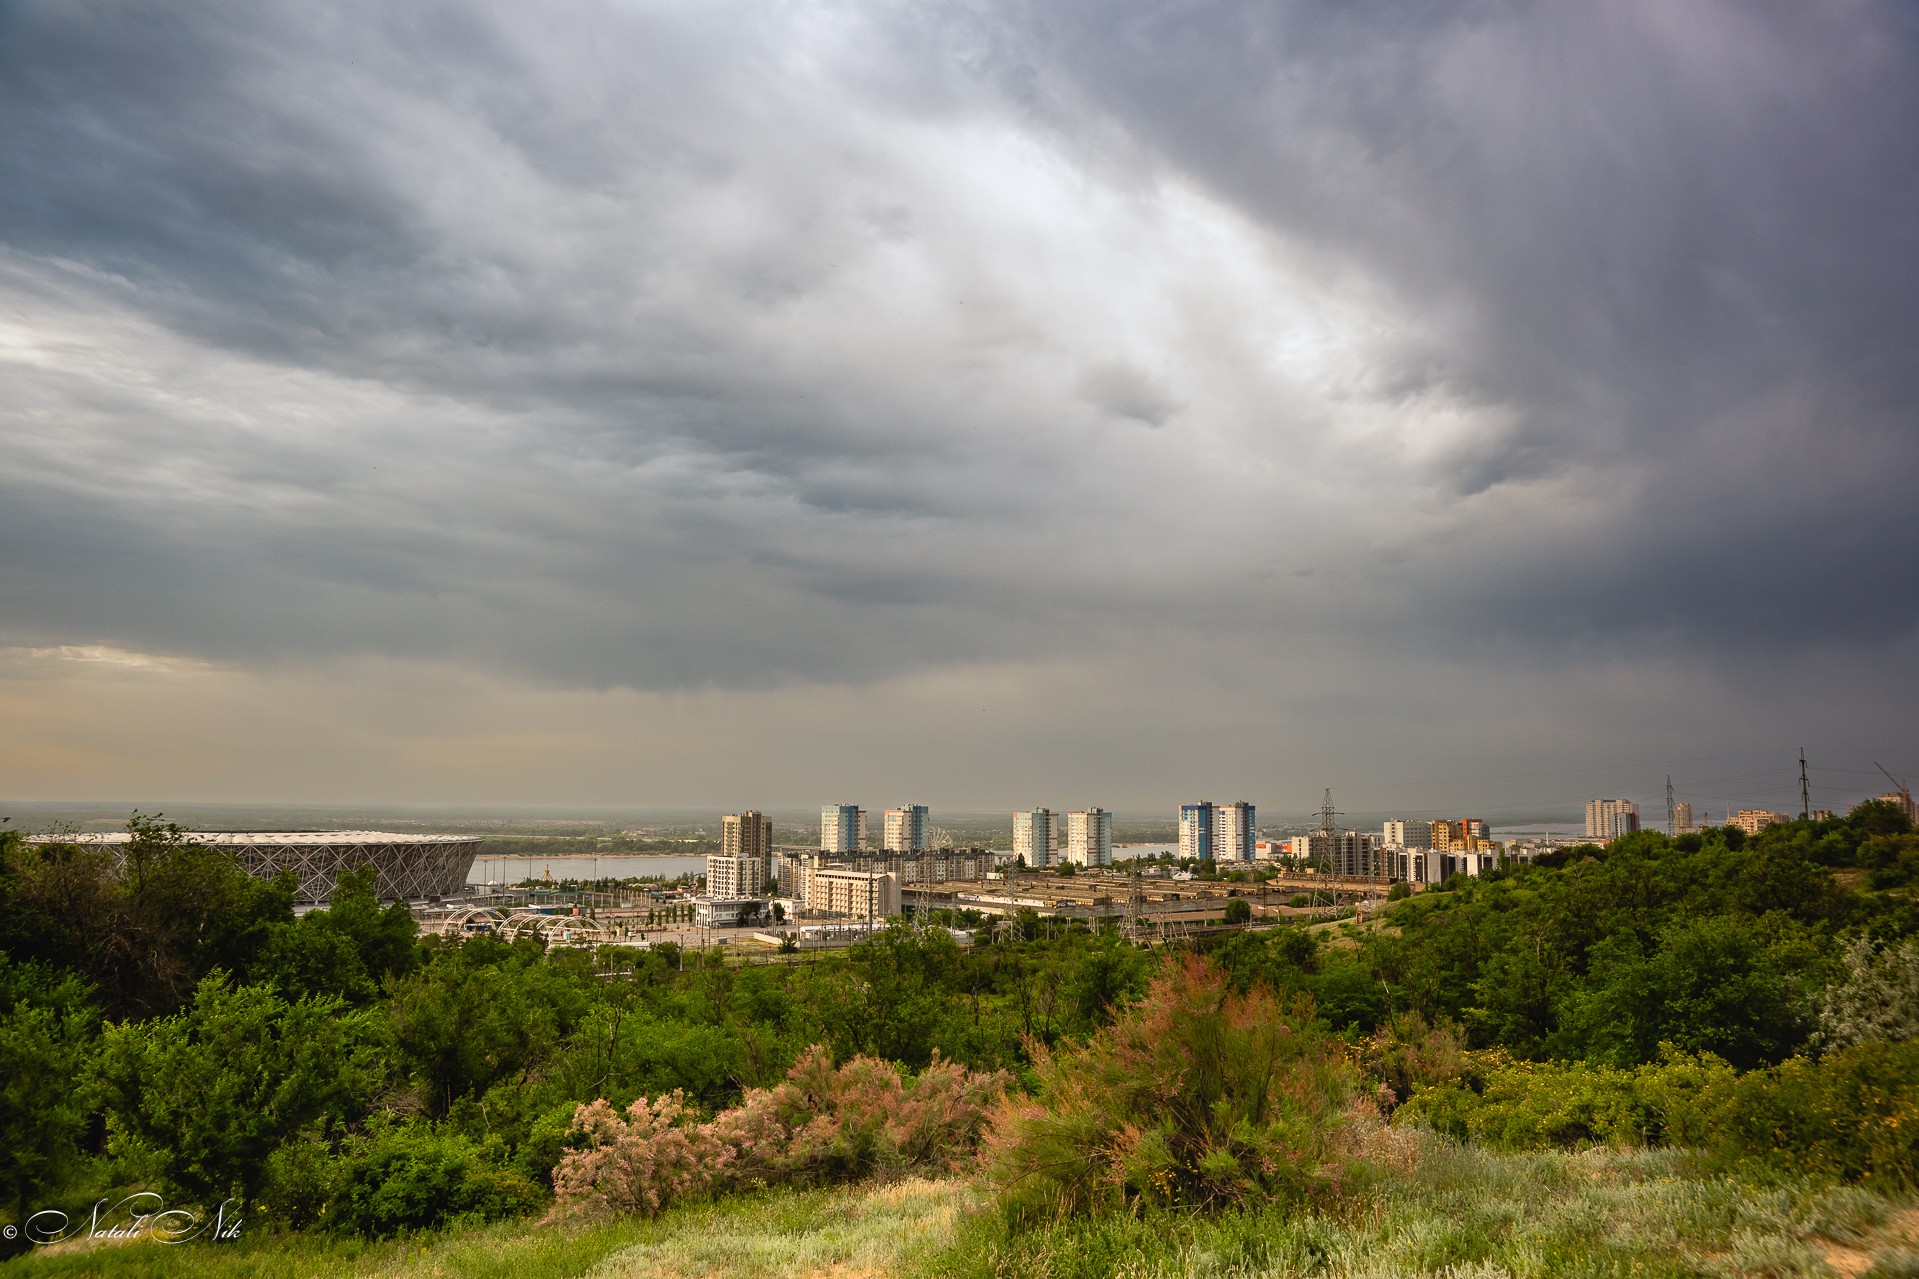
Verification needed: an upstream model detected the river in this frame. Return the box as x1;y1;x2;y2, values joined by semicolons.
466;853;708;885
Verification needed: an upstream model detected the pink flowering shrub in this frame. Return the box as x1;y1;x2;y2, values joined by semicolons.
549;1046;1003;1218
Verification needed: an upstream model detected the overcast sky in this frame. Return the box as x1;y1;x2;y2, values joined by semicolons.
2;1;1915;821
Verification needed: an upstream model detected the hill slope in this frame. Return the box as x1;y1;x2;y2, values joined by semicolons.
8;1145;1918;1279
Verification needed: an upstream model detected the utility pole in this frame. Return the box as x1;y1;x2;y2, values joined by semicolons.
1316;789;1338;914
1875;762;1915;826
1800;749;1812;821
1666;775;1676;835
1124;858;1144;943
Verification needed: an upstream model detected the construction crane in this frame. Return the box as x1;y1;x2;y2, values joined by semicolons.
1876;762;1916;826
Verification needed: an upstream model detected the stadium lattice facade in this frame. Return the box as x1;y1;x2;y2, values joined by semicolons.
28;831;480;905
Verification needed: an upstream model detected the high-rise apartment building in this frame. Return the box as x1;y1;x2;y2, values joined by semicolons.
1318;830;1385;878
1178;803;1214;860
821;804;866;853
883;805;928;852
1431;819;1493;853
1673;802;1695;834
710;810;774;899
722;811;773;863
1215;802;1256;863
1382;819;1435;850
1733;809;1790;835
1013;808;1054;868
1585;799;1640;841
1064;808;1113;867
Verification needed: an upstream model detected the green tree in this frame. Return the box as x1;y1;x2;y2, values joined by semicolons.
1059;939;1152;1037
1571;914;1810;1069
836;923;959;1066
0;956;96;1245
385;939;596;1117
1819;936;1919;1048
98;975;378;1210
1223;898;1252;925
309;864;421;986
0;816;295;1018
256;865;420;1002
1313;954;1387;1033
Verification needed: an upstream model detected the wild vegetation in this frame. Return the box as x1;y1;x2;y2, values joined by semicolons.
2;801;1916;1276
0;816;1157;1255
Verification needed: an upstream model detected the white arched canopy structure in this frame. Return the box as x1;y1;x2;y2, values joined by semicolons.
497;911;611;948
425;907;503;937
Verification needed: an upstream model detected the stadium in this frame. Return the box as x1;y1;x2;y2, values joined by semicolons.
26;830;481;906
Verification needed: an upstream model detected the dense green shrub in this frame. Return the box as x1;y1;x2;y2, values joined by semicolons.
1400;1049;1736;1150
263;1120;542;1237
1399;1041;1919;1186
0;959;97;1241
253;865;421;1004
296;1123;541;1238
96;975;380;1210
984;955;1366;1221
1352;1011;1465;1108
1708;1041;1919;1185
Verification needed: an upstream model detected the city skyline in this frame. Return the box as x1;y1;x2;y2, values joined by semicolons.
3;756;1910;839
1;4;1914;809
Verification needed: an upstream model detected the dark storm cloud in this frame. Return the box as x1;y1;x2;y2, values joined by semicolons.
957;0;1919;644
1;0;1915;723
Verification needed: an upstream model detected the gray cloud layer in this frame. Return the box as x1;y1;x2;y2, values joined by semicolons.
1;0;1915;807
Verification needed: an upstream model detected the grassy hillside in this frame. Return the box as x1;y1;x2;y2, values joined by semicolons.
6;1145;1917;1279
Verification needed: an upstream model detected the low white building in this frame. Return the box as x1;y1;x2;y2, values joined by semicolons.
694;896;770;928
